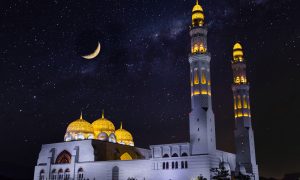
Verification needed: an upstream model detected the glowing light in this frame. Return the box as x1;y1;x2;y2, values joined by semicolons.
201;89;207;95
192;0;204;27
120;152;133;161
193;89;201;96
194;69;199;85
243;95;248;108
237;95;242;109
201;70;207;84
234;96;237;110
233;43;244;62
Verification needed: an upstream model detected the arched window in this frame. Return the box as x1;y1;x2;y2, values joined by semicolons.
112;166;119;180
175;161;178;169
181;161;184;169
120;152;133;161
58;169;63;180
171;153;178;157
166;162;169;169
77;168;83;180
194;68;199;85
39;170;45;180
162;162;165;169
55;150;71;164
235;76;240;84
172;162;174;169
181;152;188;157
163;154;169;158
243;95;248;108
193;44;199;53
247;96;251;109
51;169;57;180
234;96;237;110
201;70;207;84
199;43;206;53
185;161;188;168
64;169;70;180
237;95;242;109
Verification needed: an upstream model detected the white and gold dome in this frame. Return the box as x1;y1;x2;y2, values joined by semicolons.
115;123;134;146
64;111;134;146
192;0;205;27
233;42;244;62
64;113;95;141
92;110;115;137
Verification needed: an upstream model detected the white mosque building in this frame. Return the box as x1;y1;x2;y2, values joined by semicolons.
34;1;259;179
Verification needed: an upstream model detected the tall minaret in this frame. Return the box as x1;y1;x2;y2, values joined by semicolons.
189;0;216;155
231;43;259;179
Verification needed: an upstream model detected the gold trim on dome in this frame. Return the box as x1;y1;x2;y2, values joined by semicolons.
66;113;94;134
115;122;134;146
92;110;116;136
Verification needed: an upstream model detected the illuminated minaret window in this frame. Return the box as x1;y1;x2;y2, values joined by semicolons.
231;42;259;179
188;0;216;155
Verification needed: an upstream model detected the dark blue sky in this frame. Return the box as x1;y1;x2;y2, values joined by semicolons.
0;0;299;178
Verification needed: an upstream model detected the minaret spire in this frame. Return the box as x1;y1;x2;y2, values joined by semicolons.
80;111;83;119
231;42;259;179
188;1;216;155
102;109;105;118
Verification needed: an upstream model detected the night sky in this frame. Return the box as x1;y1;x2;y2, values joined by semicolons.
1;0;299;179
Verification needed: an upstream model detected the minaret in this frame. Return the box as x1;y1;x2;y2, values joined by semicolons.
231;43;259;179
189;0;216;155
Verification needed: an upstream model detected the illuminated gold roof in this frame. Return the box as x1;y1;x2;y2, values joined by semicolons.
92;110;115;136
66;113;94;134
233;42;244;61
192;0;203;12
115;123;134;146
233;43;243;50
192;0;204;26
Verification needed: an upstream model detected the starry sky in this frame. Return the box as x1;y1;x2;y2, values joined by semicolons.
0;0;299;179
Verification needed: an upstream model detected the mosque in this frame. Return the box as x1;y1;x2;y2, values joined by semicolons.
34;1;259;179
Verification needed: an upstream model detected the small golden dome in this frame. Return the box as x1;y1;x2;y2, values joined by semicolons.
115;123;134;146
192;1;203;12
92;110;115;136
233;42;244;62
192;0;204;27
233;43;243;50
66;113;94;134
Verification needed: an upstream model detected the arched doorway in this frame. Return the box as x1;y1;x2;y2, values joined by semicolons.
112;166;119;180
55;150;71;164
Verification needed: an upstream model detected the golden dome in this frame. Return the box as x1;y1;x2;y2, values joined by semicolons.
233;42;244;61
66;113;94;134
92;110;115;136
115;123;134;146
233;43;243;50
192;1;203;12
192;0;204;27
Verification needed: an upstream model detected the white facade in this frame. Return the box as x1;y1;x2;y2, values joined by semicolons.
34;140;236;180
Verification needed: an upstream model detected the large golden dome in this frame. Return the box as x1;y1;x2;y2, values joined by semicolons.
92;110;115;136
192;0;204;27
115;123;134;146
66;113;94;134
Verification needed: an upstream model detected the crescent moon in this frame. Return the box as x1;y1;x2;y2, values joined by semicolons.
82;42;101;59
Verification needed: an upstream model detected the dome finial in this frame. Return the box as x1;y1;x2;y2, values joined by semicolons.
120;122;123;129
102;109;105;118
196;0;199;5
80;111;83;119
